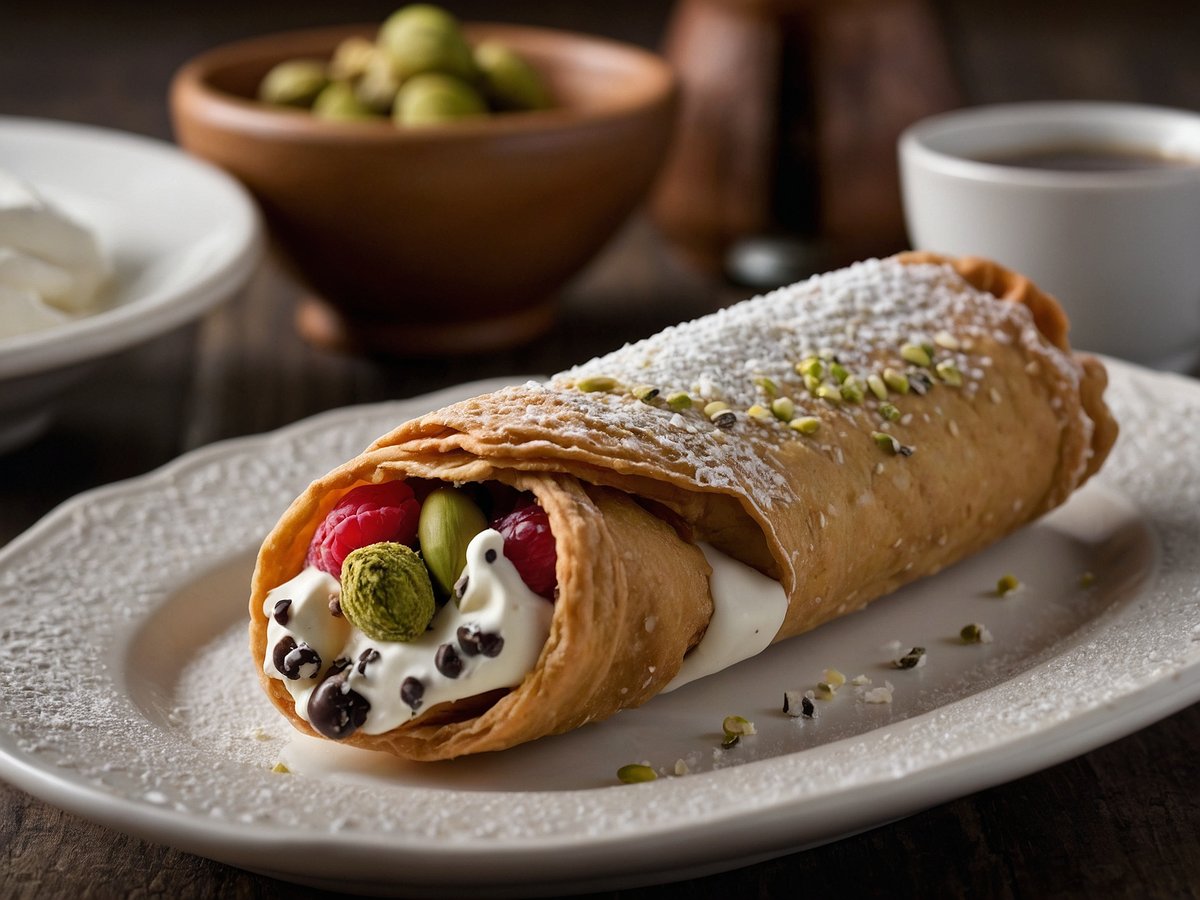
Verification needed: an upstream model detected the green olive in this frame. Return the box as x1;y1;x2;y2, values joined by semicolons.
378;4;476;81
311;81;379;121
258;59;329;108
355;53;403;113
329;36;378;81
474;41;551;111
394;74;487;126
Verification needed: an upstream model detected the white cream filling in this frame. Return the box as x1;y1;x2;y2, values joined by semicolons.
0;168;109;338
263;529;553;736
663;543;788;692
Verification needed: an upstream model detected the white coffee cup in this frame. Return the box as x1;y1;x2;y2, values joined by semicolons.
899;102;1200;370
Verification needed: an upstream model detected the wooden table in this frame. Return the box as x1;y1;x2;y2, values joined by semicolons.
2;1;1198;896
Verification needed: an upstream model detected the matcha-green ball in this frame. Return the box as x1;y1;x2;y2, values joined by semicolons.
311;81;380;121
258;59;330;108
474;41;551;111
378;4;476;81
394;74;487;126
340;542;435;642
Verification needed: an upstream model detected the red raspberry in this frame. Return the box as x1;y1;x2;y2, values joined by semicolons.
307;481;420;577
492;498;558;600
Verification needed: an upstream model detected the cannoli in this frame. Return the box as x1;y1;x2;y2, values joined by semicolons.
249;253;1116;760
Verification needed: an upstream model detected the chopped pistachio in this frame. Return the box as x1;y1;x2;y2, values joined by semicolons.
771;397;796;421
996;574;1021;596
883;368;910;395
796;357;824;379
666;391;693;411
901;343;932;367
711;410;737;430
823;668;846;688
839;379;864;404
894;646;926;669
867;373;888;401
829;361;851;384
577;375;617;393
746;403;773;421
617;763;657;784
935;361;964;387
934;330;961;351
872;431;914;456
814;681;836;700
908;371;933;395
960;622;993;644
753;376;779;397
722;715;756;746
879;402;901;422
789;416;821;434
271;762;290;774
803;373;823;394
1079;571;1096;588
815;384;842;404
632;384;660;403
703;400;729;417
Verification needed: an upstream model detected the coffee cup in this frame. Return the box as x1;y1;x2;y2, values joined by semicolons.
899;101;1200;370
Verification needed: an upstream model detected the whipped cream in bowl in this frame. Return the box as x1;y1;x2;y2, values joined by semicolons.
0;167;111;340
0;116;261;452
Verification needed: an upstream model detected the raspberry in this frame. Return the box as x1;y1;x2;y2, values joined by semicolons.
492;498;557;600
306;481;420;577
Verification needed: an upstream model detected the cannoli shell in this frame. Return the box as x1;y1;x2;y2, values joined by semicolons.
249;254;1116;760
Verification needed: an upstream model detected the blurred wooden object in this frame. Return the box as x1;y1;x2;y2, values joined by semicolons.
652;0;962;274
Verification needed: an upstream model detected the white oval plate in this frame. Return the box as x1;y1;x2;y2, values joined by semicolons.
0;362;1197;897
0;116;261;448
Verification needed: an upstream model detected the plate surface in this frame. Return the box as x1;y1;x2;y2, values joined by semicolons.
0;116;262;448
0;363;1197;896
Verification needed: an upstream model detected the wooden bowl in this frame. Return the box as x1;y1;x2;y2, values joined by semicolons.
170;23;677;354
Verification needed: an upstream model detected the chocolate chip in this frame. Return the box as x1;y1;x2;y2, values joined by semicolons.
307;674;369;740
272;598;292;625
400;676;425;710
479;632;504;657
453;575;469;600
280;641;321;680
458;623;504;658
329;657;351;675
435;643;463;678
356;648;380;675
329;596;343;617
272;636;297;675
485;548;497;564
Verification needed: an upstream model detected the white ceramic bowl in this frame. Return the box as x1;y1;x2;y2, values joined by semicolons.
899;102;1200;369
0;116;262;451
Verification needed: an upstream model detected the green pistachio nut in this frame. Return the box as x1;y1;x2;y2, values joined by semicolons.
329;36;378;81
311;81;379;121
340;542;435;642
258;59;330;107
378;4;477;81
394;73;487;126
474;40;551;111
418;487;488;598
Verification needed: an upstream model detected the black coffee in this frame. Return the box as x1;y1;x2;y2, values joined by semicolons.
977;144;1199;172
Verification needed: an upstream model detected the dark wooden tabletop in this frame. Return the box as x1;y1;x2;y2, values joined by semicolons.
2;1;1198;897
